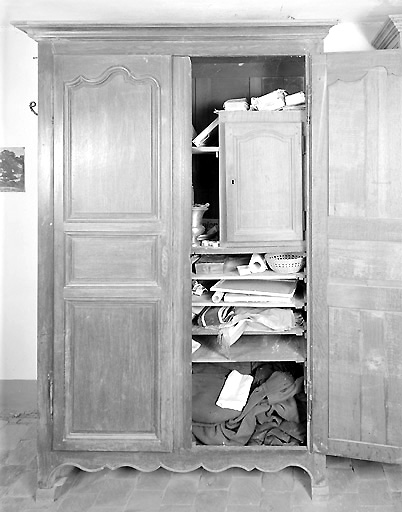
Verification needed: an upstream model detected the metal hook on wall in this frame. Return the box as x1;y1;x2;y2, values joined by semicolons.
29;101;38;116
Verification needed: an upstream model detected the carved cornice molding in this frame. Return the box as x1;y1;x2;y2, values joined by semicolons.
12;21;336;43
372;15;402;49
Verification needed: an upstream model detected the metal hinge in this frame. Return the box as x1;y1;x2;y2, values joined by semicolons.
48;373;54;421
302;210;307;232
307;380;312;423
306;84;312;125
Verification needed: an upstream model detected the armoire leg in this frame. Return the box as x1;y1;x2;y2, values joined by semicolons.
36;464;76;504
310;453;329;500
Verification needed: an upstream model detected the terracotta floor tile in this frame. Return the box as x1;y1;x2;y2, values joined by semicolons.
199;470;233;490
358;479;392;507
352;459;386;480
5;469;37;498
0;496;42;512
0;465;26;487
383;465;402;492
55;493;99;512
261;468;295;491
327;467;359;495
6;439;36;466
92;478;136;508
162;475;199;505
194;489;228;512
125;489;164;511
136;468;171;490
0;425;30;451
159;505;194;512
260;490;292;511
228;475;262;505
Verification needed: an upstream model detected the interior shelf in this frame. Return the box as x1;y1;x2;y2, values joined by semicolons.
192;334;307;363
192;291;305;309
192;325;305;336
192;270;305;281
192;146;219;154
192;243;307;255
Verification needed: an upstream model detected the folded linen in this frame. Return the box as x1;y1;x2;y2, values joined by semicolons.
216;370;253;411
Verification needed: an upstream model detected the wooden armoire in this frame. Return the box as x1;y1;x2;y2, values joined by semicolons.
14;21;402;499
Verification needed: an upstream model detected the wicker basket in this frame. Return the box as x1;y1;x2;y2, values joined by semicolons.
265;253;305;274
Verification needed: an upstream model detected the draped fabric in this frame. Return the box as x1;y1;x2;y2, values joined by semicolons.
192;363;306;446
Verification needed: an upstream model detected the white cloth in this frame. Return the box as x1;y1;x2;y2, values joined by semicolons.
192;339;201;353
216;370;253;411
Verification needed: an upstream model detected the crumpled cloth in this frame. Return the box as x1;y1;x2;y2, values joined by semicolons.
192;370;304;446
216;308;297;357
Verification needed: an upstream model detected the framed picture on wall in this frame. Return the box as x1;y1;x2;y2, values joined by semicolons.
0;147;25;192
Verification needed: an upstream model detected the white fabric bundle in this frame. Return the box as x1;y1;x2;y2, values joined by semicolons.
216;370;253;411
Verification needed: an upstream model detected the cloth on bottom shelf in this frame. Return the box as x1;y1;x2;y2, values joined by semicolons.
192;364;305;446
192;363;253;424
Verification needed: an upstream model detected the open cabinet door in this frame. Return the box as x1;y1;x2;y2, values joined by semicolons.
311;50;402;463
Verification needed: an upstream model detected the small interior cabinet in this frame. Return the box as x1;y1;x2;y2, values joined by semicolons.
219;110;304;246
14;21;402;501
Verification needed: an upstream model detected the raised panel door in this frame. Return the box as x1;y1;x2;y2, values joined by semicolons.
52;54;175;452
219;111;303;247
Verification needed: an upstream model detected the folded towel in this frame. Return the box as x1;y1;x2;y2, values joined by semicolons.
216;370;253;411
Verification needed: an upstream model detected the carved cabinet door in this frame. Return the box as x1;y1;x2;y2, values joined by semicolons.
311;50;402;463
219;111;304;247
51;54;175;452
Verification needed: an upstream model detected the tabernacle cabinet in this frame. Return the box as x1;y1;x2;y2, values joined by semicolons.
14;21;402;500
219;111;304;247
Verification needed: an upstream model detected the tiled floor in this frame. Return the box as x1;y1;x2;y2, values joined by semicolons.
0;413;401;512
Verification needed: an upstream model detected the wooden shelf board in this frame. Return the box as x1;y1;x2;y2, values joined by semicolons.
192;146;219;154
192;334;307;363
192;325;305;336
193;243;306;255
192;270;305;280
192;292;305;309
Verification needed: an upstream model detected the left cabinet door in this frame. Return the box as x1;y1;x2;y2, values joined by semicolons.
52;54;175;451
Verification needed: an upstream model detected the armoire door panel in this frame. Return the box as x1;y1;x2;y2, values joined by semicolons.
311;50;402;463
327;64;402;219
53;54;174;452
54;300;171;451
328;239;402;282
328;307;402;446
66;234;158;286
64;66;159;220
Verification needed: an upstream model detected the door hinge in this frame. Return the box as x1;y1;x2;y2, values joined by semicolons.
48;373;54;421
307;380;312;423
306;84;312;125
302;210;307;232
